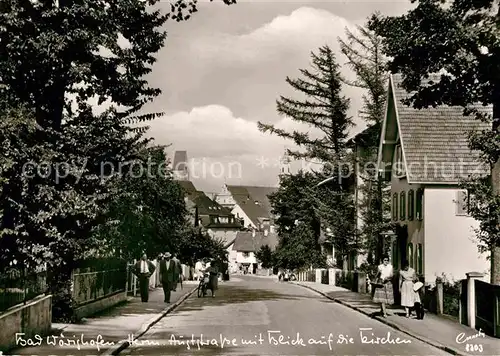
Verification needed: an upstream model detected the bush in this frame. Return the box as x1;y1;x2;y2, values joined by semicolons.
442;274;460;318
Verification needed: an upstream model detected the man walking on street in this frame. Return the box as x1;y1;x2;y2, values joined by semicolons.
159;252;175;303
171;254;181;291
133;253;155;302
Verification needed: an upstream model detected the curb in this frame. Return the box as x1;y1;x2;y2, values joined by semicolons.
101;286;198;356
294;282;467;356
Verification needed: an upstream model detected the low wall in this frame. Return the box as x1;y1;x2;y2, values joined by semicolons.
73;290;126;321
0;295;52;352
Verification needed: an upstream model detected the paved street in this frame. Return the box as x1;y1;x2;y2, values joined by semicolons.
121;275;448;355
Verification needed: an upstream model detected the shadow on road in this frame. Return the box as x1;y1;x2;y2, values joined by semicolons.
176;282;336;314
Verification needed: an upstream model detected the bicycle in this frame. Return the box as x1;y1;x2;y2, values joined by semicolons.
197;273;209;298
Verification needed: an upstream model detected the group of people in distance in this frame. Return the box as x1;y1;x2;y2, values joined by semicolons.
132;252;182;303
372;254;424;319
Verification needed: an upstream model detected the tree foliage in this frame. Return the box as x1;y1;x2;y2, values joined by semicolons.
339;13;387;128
255;245;274;269
258;45;353;162
93;146;187;260
0;0;238;317
176;226;228;268
338;16;391;265
258;46;357;269
268;171;353;270
369;0;500;283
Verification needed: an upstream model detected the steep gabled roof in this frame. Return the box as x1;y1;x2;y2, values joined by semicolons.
232;231;279;252
226;185;277;226
378;74;491;184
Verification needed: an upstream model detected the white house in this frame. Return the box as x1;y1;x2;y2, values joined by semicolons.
377;74;491;283
228;229;279;274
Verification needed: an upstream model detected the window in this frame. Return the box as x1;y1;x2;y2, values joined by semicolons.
400;192;406;220
417;244;423;275
392;193;398;221
392;240;399;269
408;190;414;220
416;188;423;220
242;252;250;258
394;144;405;177
456;190;470;216
407;243;414;268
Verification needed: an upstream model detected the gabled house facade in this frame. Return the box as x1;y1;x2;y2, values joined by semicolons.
177;180;242;246
377;74;491;283
216;184;278;231
228;227;279;274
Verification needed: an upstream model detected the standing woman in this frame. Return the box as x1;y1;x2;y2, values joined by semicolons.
207;258;219;297
399;260;419;318
373;254;394;317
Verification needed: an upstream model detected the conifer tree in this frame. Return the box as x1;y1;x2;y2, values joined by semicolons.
258;45;354;163
338;16;391;266
259;46;356;268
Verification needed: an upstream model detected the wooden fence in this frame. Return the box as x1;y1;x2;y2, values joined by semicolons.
474;280;500;337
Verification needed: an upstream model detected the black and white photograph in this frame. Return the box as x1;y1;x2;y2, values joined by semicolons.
1;0;500;355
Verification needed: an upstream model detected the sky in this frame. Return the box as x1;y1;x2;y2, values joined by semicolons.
143;0;415;194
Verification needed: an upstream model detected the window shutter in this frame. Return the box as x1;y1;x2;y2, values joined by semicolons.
456;190;468;216
400;192;406;220
408;190;414;220
417;244;423;275
392;193;398;221
416;188;423;220
407;243;413;268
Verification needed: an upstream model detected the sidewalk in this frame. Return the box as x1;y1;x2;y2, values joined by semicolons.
9;282;198;356
295;281;500;356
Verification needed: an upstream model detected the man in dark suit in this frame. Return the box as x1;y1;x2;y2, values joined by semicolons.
159;252;176;303
132;253;156;302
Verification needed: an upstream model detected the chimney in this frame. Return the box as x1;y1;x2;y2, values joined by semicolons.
264;229;269;236
252;230;256;237
270;225;275;234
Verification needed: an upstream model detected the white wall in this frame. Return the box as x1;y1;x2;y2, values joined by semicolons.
235;251;257;265
227;244;238;273
424;187;489;283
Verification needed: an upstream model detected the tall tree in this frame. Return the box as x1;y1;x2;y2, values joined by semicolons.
0;0;236;317
338;15;391;266
339;13;387;129
258;45;354;163
258;46;357;266
369;0;500;283
94;146;187;260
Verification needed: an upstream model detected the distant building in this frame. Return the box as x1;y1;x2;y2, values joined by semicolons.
177;180;241;246
172;150;189;181
216;184;278;231
228;225;279;274
377;74;491;282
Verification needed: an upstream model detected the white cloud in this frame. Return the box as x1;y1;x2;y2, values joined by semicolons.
146;104;320;190
190;7;354;65
143;6;372;190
